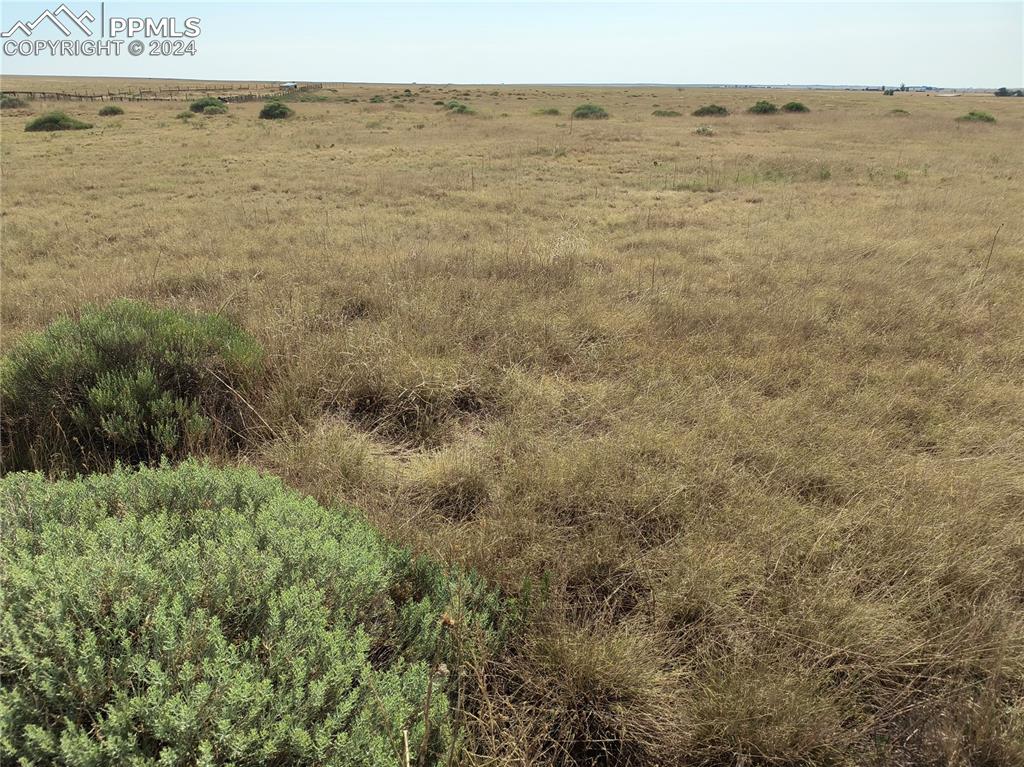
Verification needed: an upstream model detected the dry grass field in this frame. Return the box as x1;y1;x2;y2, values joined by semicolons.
2;80;1023;765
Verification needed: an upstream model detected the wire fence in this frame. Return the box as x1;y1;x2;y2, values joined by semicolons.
1;83;325;103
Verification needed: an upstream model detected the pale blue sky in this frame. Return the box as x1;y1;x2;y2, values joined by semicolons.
1;1;1021;87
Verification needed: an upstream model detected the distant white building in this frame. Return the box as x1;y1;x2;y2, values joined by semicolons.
280;82;298;90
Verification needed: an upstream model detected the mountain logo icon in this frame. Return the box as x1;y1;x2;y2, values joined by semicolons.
2;4;95;38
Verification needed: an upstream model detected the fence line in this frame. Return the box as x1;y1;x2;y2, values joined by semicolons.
1;83;325;103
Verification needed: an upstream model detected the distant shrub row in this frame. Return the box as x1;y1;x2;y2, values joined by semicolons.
688;101;809;117
18;97;1001;138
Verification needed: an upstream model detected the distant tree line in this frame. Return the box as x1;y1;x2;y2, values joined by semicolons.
994;87;1023;97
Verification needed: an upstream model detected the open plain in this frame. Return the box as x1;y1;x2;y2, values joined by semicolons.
2;79;1023;765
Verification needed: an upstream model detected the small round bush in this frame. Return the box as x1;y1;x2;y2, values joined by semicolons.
748;100;779;114
652;109;681;117
24;111;92;132
189;96;226;113
692;104;728;117
0;300;263;473
957;110;996;123
98;104;124;116
536;107;560;115
176;110;195;120
695;125;715;136
782;101;809;113
1;94;27;109
259;100;294;119
203;104;228;116
442;100;474;114
572;104;608;120
0;461;504;766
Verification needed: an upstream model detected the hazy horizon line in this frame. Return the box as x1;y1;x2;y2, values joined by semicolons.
1;74;1013;91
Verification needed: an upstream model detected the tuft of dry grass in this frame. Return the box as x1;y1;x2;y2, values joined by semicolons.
2;79;1023;765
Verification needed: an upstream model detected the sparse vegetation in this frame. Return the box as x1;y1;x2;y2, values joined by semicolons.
572;103;608;119
0;300;263;473
695;124;715;136
748;99;779;114
176;110;195;120
23;111;92;132
0;461;507;766
98;104;124;116
203;104;228;115
692;103;728;116
189;96;227;113
535;107;561;115
781;101;810;112
957;110;996;123
1;94;27;109
651;109;681;117
888;108;911;116
442;100;474;114
259;100;294;119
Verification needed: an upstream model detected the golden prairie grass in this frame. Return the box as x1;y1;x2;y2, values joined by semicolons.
2;80;1023;765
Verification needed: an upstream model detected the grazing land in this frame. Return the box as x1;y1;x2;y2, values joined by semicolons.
2;78;1023;765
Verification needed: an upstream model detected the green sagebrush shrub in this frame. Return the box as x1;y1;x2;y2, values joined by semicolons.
1;94;27;109
259;100;294;119
441;100;473;114
0;461;506;766
98;104;124;116
692;104;728;117
24;112;92;132
781;101;810;113
957;110;996;123
0;300;263;474
748;100;779;114
572;103;608;119
189;97;226;113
